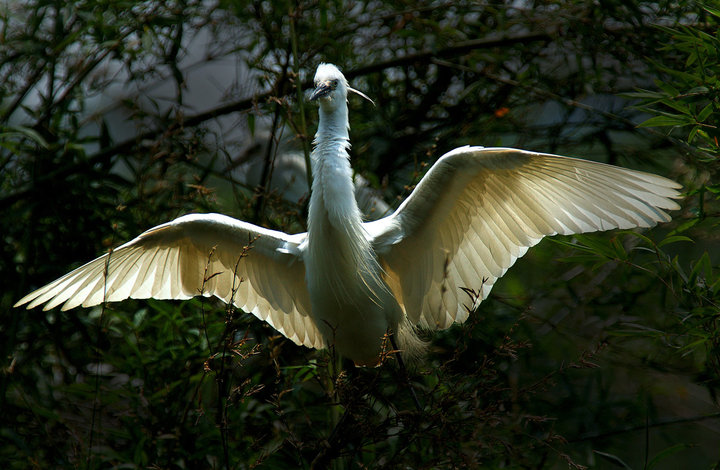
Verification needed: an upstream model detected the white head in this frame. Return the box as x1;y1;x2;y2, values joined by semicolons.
310;63;373;110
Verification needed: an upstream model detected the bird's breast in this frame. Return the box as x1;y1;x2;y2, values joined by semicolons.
305;214;402;364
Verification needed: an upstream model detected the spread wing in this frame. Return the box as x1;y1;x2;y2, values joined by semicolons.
366;146;682;329
15;213;323;349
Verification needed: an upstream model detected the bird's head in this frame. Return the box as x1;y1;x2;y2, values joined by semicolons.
310;63;373;109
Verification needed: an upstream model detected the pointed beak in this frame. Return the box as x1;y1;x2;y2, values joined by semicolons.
310;81;332;101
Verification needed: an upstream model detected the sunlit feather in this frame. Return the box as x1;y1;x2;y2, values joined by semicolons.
16;64;682;365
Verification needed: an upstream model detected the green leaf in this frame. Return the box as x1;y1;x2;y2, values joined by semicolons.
677;338;707;353
661;99;691;115
247;112;255;136
656;81;680;97
657;235;694;247
689;252;713;282
710;276;720;295
706;184;720;195
697;102;713;122
686;86;710;95
705;5;720;18
647;443;693;469
671;254;689;283
621;90;666;100
578;235;626;259
622;230;654;244
550;234;630;262
610;237;627;259
637;114;691;128
668;217;701;236
3;126;50;149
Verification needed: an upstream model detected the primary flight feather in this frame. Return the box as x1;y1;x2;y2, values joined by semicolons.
15;63;682;366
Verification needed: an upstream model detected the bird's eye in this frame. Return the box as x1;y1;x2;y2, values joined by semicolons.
331;79;339;88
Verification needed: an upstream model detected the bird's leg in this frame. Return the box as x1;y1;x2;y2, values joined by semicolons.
388;333;422;411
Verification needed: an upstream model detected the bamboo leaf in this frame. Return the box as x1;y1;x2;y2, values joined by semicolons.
3;126;50;148
637;114;691;128
697;102;713;122
647;443;693;469
657;235;694;248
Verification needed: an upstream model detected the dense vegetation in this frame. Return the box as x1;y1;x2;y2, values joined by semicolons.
2;1;718;468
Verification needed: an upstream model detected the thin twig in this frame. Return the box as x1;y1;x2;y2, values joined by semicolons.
572;411;720;443
1;30;555;211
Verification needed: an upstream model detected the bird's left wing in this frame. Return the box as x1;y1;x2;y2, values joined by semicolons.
365;146;682;330
15;213;324;349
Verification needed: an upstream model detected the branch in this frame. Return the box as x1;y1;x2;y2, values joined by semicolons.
346;32;554;79
571;412;720;443
1;32;555;210
92;31;556;163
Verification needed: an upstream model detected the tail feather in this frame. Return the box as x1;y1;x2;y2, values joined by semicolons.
395;314;428;363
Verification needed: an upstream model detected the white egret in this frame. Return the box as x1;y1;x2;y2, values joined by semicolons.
15;63;682;366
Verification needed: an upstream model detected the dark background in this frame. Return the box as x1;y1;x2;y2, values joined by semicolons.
1;1;718;468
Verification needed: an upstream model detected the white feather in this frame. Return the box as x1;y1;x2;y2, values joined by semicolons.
15;64;682;366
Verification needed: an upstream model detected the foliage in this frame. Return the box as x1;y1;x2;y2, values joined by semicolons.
628;5;719;159
1;0;718;469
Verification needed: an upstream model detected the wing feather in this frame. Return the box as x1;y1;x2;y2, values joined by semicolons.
368;146;682;330
16;213;324;349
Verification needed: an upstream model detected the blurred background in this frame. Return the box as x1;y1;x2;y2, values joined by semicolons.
1;0;718;468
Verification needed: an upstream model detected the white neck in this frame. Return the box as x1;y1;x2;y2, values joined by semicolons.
314;102;349;143
308;102;361;234
306;100;379;293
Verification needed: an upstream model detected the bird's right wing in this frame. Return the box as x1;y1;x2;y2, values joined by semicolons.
366;146;682;330
15;213;324;349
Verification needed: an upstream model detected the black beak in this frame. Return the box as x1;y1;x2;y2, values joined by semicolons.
310;81;332;101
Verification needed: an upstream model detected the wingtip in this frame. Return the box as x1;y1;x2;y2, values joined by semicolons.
13;292;38;309
667;199;682;211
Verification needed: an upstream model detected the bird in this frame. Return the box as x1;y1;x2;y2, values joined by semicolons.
15;63;682;366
